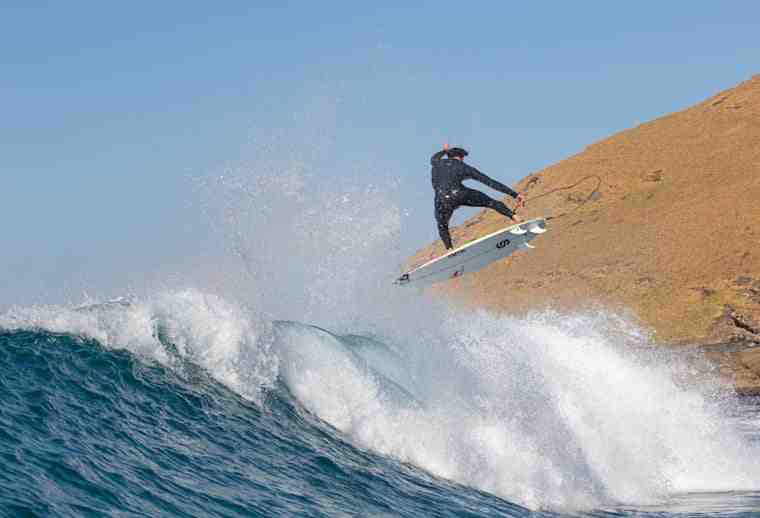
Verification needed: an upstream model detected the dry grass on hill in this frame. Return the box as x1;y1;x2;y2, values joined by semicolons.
412;74;760;393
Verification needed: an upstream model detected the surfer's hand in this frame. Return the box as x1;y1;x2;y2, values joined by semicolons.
516;194;526;208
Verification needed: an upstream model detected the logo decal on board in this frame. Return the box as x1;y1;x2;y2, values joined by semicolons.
496;239;510;249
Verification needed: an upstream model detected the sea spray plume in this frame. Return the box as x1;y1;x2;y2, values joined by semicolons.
200;150;404;329
0;290;278;403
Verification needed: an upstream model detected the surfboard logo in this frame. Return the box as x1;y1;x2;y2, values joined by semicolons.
496;239;510;249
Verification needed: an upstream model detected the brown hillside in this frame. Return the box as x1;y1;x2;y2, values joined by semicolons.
415;74;760;394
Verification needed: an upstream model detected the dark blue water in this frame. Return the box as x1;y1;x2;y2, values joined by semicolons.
1;297;759;517
0;329;538;517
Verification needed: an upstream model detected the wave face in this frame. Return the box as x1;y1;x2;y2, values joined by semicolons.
2;292;760;516
0;300;532;518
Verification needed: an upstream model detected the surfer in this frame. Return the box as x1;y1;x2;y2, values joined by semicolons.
431;144;524;250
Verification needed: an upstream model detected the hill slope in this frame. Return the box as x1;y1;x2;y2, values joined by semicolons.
415;74;760;394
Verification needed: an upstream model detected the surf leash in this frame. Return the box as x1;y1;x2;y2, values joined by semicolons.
516;174;603;221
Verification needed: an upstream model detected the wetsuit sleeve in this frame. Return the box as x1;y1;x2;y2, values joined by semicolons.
430;150;447;165
464;165;518;198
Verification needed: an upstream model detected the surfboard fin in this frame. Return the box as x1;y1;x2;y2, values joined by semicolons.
528;224;546;234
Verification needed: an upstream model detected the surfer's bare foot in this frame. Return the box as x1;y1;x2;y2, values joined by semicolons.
512;214;522;223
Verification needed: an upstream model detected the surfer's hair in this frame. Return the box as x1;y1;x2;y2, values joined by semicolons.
446;147;468;159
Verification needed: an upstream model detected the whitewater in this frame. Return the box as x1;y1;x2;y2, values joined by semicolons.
1;160;759;517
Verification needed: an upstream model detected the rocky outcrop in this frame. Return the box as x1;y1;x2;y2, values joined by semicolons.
735;348;760;396
413;74;760;394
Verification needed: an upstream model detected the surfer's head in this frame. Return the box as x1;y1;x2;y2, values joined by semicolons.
446;147;468;161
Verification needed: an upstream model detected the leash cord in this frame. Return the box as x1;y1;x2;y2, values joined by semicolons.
517;174;603;221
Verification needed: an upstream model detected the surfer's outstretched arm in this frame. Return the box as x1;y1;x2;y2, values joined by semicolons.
465;166;519;198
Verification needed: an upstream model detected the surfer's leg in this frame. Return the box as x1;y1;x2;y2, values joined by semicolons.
460;189;516;220
434;197;455;249
437;220;453;250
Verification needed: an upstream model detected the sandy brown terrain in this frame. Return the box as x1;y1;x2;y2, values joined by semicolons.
412;74;760;394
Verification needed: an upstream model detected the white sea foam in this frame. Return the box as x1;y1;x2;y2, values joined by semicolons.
3;287;758;510
273;306;760;510
0;290;278;402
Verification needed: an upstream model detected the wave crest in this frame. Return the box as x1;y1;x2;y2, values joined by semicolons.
0;290;278;402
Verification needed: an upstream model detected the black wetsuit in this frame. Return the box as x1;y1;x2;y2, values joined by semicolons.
431;150;518;249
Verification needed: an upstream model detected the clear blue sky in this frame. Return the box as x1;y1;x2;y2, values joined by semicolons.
2;2;759;308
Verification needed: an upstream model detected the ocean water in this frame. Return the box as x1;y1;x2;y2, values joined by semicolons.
2;165;759;517
1;293;759;517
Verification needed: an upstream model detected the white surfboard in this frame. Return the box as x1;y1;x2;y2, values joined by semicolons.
395;218;547;287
